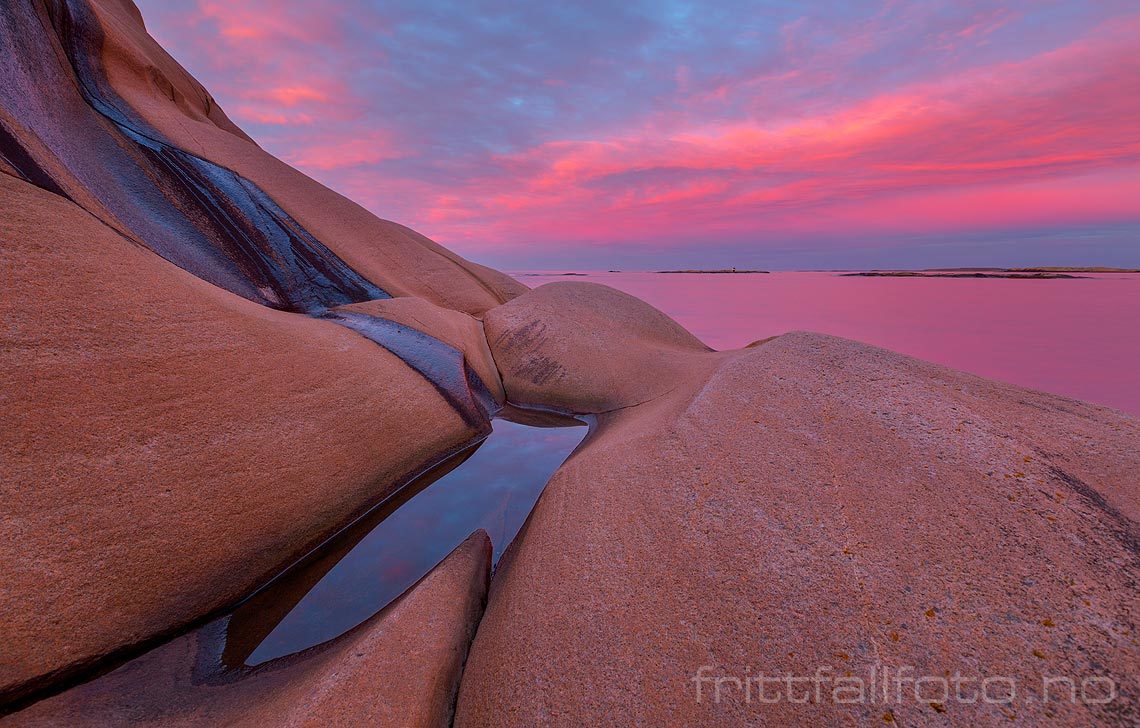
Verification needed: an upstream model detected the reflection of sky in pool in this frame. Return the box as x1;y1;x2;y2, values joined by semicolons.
243;418;586;665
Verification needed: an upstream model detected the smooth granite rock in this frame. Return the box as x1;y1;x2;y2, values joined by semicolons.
7;531;492;726
0;173;485;704
483;281;719;413
4;1;1138;725
461;313;1139;726
81;0;526;314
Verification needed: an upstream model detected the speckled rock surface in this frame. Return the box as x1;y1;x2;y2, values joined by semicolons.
483;281;719;413
0;173;484;703
458;330;1139;726
7;531;492;727
4;1;1138;724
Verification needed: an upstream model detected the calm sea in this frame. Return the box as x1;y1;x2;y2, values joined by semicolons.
513;271;1140;416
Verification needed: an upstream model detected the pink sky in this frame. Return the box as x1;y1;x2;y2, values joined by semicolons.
137;1;1140;269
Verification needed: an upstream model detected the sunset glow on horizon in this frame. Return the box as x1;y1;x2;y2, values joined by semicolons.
136;0;1140;269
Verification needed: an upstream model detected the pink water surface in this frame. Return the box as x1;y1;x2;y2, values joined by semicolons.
513;271;1140;416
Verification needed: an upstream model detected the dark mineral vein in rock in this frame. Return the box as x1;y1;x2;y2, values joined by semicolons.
2;0;388;312
326;311;498;427
0;122;71;200
1;0;494;429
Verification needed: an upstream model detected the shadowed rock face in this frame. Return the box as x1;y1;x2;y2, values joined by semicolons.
2;0;386;312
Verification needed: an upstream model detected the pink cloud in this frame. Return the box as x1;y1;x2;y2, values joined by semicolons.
400;15;1140;251
286;131;400;170
136;0;1140;264
232;108;315;125
252;85;332;106
195;1;346;45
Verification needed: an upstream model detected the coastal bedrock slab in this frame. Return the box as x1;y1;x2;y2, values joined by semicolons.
0;174;487;705
460;282;1139;726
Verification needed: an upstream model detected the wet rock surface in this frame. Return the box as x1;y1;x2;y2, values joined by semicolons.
334;297;506;407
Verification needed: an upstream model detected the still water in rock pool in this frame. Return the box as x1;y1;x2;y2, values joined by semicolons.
225;417;587;666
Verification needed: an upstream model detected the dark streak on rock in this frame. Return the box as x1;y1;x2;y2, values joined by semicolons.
39;0;387;312
326;311;498;428
493;319;548;353
515;355;564;386
1048;465;1140;561
488;319;566;385
0;121;71;200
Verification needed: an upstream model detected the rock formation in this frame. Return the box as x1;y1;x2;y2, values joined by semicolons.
459;283;1139;726
7;531;491;727
1;0;510;706
2;1;1136;725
